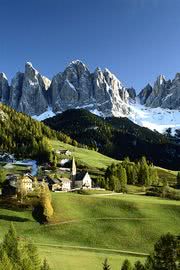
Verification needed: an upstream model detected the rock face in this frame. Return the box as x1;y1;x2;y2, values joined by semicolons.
48;60;130;116
138;84;152;104
17;63;48;115
127;87;136;100
2;63;49;115
0;60;131;117
9;72;24;110
0;73;10;104
138;74;180;109
2;60;180;118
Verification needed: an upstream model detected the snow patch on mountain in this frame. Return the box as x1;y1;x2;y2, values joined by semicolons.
32;107;56;121
89;108;105;117
42;76;51;90
128;100;180;134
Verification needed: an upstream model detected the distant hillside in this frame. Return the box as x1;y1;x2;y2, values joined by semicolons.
0;104;73;161
44;109;180;170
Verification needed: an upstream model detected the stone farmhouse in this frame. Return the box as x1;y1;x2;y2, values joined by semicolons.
16;174;33;193
56;149;72;156
46;176;71;192
2;174;33;196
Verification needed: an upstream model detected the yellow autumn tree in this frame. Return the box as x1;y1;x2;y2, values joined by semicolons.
40;184;53;221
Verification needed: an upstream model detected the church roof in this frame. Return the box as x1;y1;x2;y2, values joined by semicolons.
59;178;71;183
75;171;88;181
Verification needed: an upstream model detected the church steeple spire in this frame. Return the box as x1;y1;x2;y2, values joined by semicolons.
71;157;76;187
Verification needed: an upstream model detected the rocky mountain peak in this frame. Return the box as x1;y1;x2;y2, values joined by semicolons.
155;74;166;86
25;62;39;77
0;72;8;81
138;72;180;109
0;72;9;103
138;84;152;105
67;60;90;75
174;72;180;82
3;60;180;119
127;87;136;100
103;68;123;89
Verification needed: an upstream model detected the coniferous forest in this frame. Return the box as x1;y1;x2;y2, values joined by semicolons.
44;109;180;170
0;104;74;162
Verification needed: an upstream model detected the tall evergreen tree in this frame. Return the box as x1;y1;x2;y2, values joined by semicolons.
0;248;13;270
2;223;21;267
138;157;150;186
0;224;51;270
118;165;127;192
176;172;180;187
41;259;51;270
144;256;154;270
121;259;132;270
133;260;145;270
149;166;159;186
102;258;111;270
0;168;6;187
26;241;41;270
148;233;178;270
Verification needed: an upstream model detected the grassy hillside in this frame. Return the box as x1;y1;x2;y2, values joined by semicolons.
44;109;180;170
51;139;178;185
51;139;117;169
156;166;177;185
48;193;180;253
38;246;143;270
0;193;179;269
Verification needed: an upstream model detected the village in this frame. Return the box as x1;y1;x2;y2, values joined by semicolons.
0;149;93;198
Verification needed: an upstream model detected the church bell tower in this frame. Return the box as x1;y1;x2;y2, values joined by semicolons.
71;157;76;188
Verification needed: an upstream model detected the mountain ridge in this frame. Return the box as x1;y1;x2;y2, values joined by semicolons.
1;60;180;133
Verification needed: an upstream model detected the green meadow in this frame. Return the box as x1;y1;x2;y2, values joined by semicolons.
0;192;179;269
51;140;118;169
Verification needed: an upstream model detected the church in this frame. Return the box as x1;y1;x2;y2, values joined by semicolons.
71;157;92;189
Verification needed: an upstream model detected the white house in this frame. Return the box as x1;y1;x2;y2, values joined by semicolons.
16;174;33;193
59;178;72;191
75;172;92;189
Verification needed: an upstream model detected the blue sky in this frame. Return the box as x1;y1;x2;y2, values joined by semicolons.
1;0;180;91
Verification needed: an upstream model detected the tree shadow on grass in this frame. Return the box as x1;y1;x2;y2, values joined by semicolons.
0;215;30;222
32;204;47;224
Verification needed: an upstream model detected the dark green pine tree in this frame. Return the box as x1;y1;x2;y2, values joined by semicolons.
131;165;138;185
176;172;180;187
106;163;117;191
133;260;145;270
26;241;41;270
102;258;111;270
0;168;7;188
138;157;150;186
2;223;21;267
144;256;154;270
119;166;127;193
0;248;13;270
149;166;159;186
41;258;51;270
114;175;121;193
121;259;132;270
151;233;178;270
20;255;34;270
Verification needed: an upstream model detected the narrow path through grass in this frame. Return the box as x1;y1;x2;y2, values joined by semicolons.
35;243;149;257
46;217;156;226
